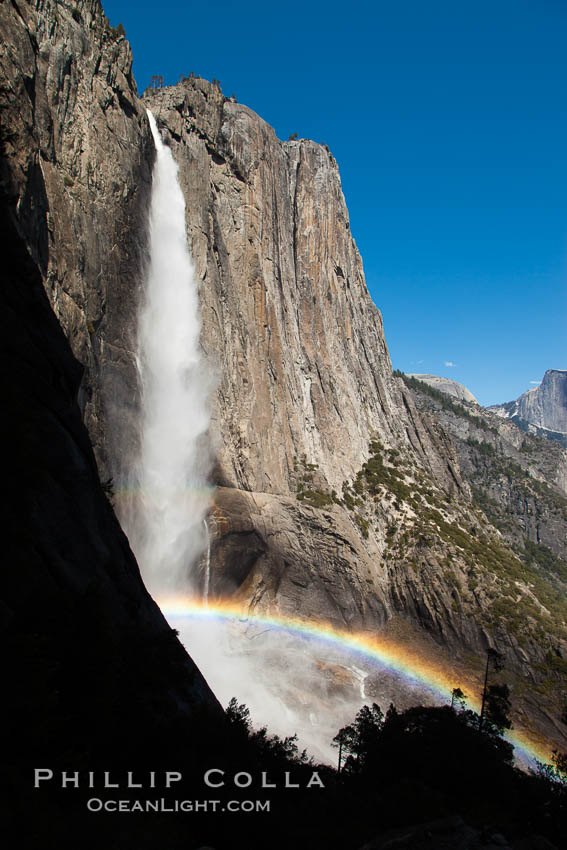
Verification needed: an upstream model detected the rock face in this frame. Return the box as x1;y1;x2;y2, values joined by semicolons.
0;0;154;482
490;370;567;440
142;82;455;500
408;374;479;404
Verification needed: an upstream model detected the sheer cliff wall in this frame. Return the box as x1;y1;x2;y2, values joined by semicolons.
144;82;456;499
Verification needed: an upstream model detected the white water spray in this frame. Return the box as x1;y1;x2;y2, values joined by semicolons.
126;110;212;593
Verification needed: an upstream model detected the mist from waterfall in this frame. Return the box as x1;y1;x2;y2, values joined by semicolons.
125;110;212;594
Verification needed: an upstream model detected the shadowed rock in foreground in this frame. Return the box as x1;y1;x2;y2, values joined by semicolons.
0;0;224;793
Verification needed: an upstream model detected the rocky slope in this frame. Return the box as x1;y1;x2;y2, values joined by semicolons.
2;0;566;756
403;372;567;567
408;373;479;404
490;370;567;445
401;375;567;707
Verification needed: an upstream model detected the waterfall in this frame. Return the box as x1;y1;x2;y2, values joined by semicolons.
125;109;212;594
203;518;211;606
351;666;367;700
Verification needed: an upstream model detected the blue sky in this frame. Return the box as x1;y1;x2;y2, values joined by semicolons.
103;0;566;405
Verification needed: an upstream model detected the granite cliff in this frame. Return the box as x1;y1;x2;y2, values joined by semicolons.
2;0;566;758
490;370;567;446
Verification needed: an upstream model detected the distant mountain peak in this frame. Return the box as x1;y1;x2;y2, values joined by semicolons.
407;374;478;404
489;369;567;438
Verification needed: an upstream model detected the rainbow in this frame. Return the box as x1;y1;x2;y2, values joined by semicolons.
159;596;554;769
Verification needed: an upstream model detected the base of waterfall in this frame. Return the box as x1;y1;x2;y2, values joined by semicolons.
166;606;444;763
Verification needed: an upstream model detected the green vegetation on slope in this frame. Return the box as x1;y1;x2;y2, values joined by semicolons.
395;370;497;432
